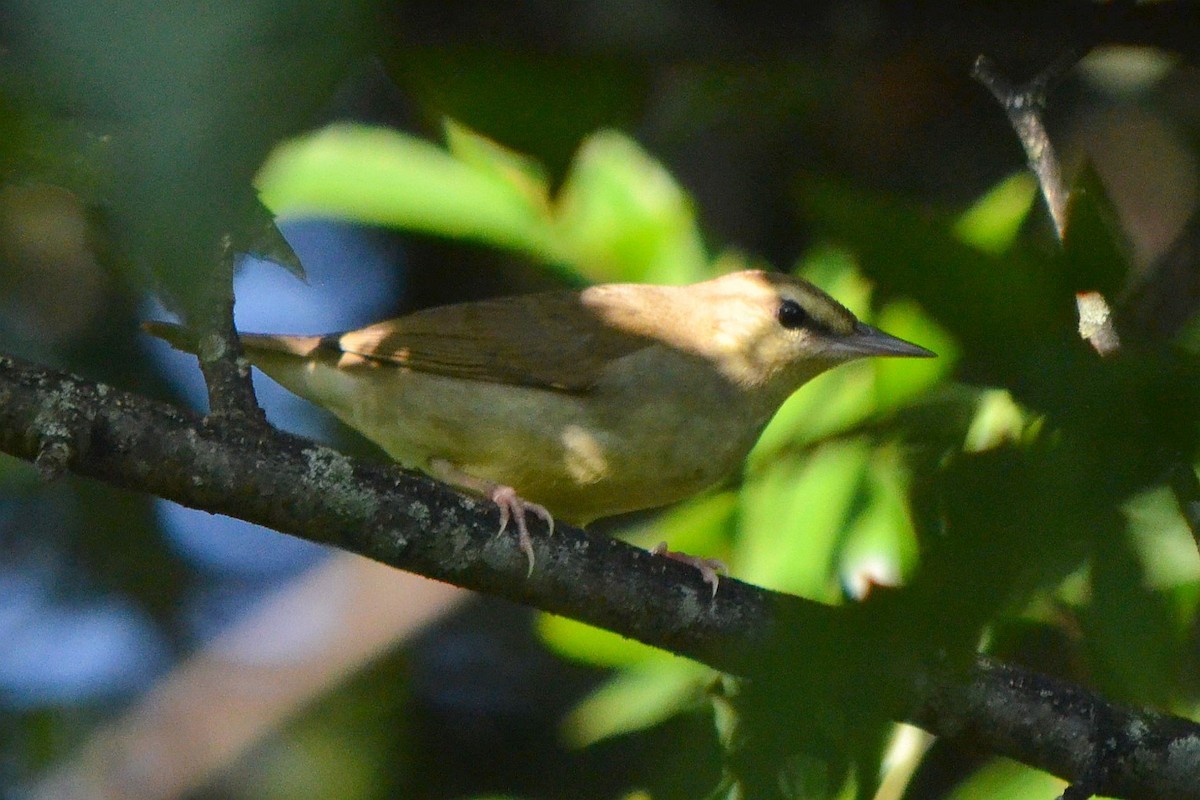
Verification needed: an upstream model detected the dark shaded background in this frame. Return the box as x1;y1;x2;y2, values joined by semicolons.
1;1;1199;799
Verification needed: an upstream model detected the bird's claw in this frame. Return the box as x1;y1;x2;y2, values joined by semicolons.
652;542;727;598
492;486;554;576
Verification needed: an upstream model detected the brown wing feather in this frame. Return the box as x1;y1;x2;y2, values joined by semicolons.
332;290;655;393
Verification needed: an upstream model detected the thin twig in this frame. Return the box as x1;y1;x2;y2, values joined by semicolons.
971;50;1082;240
971;52;1123;359
190;237;266;424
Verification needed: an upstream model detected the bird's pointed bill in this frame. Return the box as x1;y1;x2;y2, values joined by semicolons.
831;324;937;359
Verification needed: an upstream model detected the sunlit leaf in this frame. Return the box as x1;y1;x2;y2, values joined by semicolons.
737;441;871;599
750;363;876;462
838;451;919;598
561;660;711;748
871;299;956;411
944;759;1065;800
873;724;933;800
257;124;562;261
1124;487;1200;590
554;130;708;284
952;171;1037;255
963;389;1027;453
258;123;715;288
622;490;738;556
443;119;552;213
537;613;668;670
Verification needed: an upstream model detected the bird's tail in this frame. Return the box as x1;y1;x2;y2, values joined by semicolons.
142;321;325;359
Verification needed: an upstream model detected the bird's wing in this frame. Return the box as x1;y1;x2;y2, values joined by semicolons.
329;290;655;393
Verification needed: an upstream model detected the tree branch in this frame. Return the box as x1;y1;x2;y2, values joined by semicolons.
971;50;1081;241
0;352;778;671
0;353;1197;798
914;657;1200;800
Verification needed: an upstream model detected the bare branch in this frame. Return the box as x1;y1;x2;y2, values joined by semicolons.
971;51;1080;241
914;657;1200;800
0;353;1197;799
972;49;1124;358
0;352;777;671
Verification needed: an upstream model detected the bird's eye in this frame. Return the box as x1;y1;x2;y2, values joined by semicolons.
777;299;810;330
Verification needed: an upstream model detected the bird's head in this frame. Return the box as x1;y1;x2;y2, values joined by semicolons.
679;270;935;394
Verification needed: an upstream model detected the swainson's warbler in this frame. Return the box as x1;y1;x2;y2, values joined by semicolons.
146;270;934;591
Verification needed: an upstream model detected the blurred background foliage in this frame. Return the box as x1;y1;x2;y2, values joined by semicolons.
1;1;1200;799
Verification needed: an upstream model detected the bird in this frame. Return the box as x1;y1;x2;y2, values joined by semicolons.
145;269;934;592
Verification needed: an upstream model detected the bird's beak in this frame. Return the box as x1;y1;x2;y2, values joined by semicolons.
830;323;937;359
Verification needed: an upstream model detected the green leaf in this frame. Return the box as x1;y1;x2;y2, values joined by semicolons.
753;361;877;456
537;613;669;670
962;389;1027;453
256;123;562;261
802;180;1067;366
554;130;709;284
257;123;713;286
1124;487;1200;591
443;119;552;214
242;192;305;280
944;759;1065;800
623;490;738;556
561;660;711;748
871;299;956;411
737;441;871;599
837;452;919;597
952;171;1037;255
1085;531;1183;706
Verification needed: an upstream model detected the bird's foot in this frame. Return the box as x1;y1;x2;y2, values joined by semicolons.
428;459;554;576
492;485;554;576
651;542;727;597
